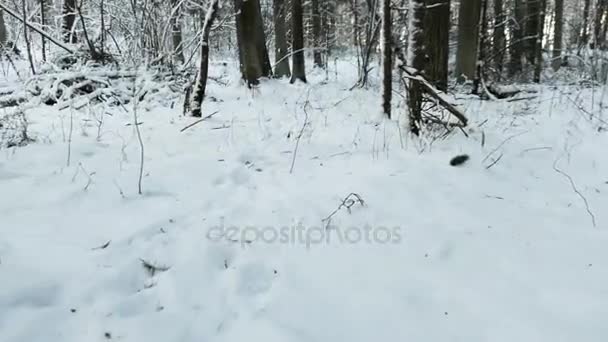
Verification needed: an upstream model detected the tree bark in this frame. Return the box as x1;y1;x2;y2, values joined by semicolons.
424;0;450;91
552;0;564;70
408;0;425;135
291;0;307;83
0;9;7;49
508;0;525;76
533;0;546;83
312;0;324;68
190;0;220;117
234;0;273;85
595;0;608;49
273;0;291;77
454;0;482;82
492;0;505;73
381;0;391;117
525;0;540;64
579;0;590;51
170;0;185;64
63;0;78;43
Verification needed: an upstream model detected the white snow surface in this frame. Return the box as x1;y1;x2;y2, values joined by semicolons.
1;62;608;342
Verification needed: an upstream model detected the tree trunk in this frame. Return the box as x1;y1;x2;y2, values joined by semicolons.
595;0;608;49
40;0;46;61
273;0;291;77
22;0;36;74
454;0;482;82
170;0;185;64
525;0;540;64
234;0;273;85
312;0;324;68
63;0;78;43
408;0;425;135
533;0;546;83
0;9;7;48
190;0;220;117
492;0;505;73
577;0;590;53
424;0;450;91
508;0;525;76
381;0;391;117
552;0;563;70
473;0;488;94
291;0;307;83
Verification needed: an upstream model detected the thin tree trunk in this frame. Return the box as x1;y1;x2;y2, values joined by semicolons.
40;0;46;61
170;0;184;64
579;0;590;52
408;0;425;135
509;0;525;76
454;0;482;82
473;0;488;94
595;0;608;49
190;0;220;117
0;9;7;48
381;0;391;117
291;0;307;83
424;0;450;91
22;0;36;74
552;0;564;70
273;0;291;77
533;0;546;83
492;0;505;73
63;0;78;43
312;0;324;68
525;0;540;64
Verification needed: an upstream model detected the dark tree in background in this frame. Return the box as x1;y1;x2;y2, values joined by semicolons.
170;0;185;64
509;0;525;76
291;0;307;83
380;0;391;117
235;0;273;85
0;9;6;48
424;0;450;91
312;0;324;68
492;0;505;74
63;0;78;43
552;0;564;70
273;0;291;77
454;0;482;82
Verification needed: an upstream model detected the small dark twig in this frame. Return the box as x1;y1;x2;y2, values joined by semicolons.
553;159;596;228
180;110;219;132
322;193;366;229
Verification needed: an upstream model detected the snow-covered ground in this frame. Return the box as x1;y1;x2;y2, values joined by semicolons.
1;61;608;342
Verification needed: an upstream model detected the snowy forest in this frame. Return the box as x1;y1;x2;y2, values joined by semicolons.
1;0;608;341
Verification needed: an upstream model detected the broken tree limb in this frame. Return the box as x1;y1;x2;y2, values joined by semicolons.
180;110;219;132
0;3;75;55
400;67;469;127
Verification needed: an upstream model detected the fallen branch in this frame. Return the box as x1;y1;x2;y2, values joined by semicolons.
180;110;219;132
553;159;596;228
0;3;75;54
400;67;468;126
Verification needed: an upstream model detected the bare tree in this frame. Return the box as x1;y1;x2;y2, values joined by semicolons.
508;0;525;76
552;0;564;70
273;0;291;77
291;0;307;83
0;9;7;48
22;0;36;74
424;0;450;91
533;0;546;83
190;0;220;117
493;0;505;73
63;0;78;43
234;0;273;85
312;0;324;68
380;0;391;117
408;0;425;135
454;0;482;82
170;0;185;64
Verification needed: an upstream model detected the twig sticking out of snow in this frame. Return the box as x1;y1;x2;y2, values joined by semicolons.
289;93;311;174
553;158;596;228
322;193;366;229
